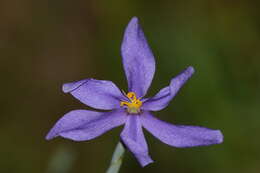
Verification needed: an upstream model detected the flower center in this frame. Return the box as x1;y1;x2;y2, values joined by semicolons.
120;92;142;114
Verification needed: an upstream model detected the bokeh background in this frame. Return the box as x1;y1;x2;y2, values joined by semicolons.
1;0;260;173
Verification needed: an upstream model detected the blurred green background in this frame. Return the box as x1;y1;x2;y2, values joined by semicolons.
1;0;260;172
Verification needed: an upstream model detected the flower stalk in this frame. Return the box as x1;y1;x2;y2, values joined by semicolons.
106;142;125;173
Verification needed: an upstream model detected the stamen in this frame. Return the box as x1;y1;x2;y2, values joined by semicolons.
120;92;142;114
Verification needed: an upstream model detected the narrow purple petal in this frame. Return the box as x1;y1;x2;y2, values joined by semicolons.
142;66;194;111
120;115;153;167
141;112;223;148
63;79;125;110
121;17;155;98
46;109;127;141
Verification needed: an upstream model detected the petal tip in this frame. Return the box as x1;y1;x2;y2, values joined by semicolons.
140;157;154;167
187;66;195;74
126;17;140;32
216;130;224;144
62;79;88;93
45;124;63;140
62;83;72;93
129;16;139;24
45;131;56;140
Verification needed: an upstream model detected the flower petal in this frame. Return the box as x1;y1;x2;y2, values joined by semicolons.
121;17;155;98
63;79;125;110
142;66;194;111
46;109;127;141
141;112;223;148
120;115;153;167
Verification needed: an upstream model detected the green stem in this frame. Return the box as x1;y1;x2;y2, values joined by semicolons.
106;142;125;173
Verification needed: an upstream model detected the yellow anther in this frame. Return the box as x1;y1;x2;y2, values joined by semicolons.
126;92;137;101
120;92;142;114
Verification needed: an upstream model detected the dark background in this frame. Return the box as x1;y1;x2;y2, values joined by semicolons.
1;0;260;173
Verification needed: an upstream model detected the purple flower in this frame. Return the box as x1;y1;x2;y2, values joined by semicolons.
46;17;223;167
